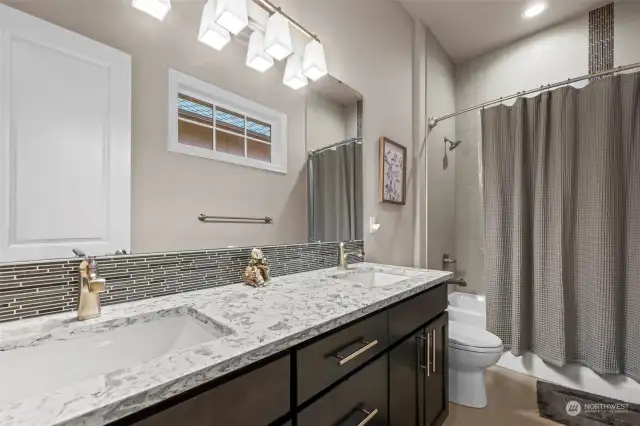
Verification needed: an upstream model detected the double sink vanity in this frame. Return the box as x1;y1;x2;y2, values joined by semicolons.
0;263;452;426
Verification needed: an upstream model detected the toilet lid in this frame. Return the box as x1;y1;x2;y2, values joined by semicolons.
449;321;502;351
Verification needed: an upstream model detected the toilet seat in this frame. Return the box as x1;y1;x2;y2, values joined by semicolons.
449;321;502;353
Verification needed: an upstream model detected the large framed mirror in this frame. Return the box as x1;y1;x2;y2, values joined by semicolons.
0;1;364;265
306;77;363;242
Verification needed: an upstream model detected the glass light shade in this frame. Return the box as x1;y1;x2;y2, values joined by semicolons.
199;0;231;51
302;40;328;81
283;54;308;90
246;32;275;72
132;0;171;21
215;0;248;35
264;13;293;61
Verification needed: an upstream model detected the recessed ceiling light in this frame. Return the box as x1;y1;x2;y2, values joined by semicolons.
522;3;547;19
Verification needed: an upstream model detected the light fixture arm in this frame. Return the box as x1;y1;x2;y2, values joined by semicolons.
252;0;320;42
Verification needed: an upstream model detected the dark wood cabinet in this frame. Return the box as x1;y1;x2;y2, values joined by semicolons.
119;283;449;426
389;284;447;344
390;312;449;426
389;332;420;426
421;313;449;426
130;355;290;426
298;355;388;426
297;309;388;404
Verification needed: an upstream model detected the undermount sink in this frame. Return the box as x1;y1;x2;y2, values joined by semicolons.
0;307;232;405
331;269;410;287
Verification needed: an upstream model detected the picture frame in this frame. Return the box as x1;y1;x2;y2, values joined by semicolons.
378;137;407;205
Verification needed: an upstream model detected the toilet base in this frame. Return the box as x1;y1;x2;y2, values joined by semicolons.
449;368;488;408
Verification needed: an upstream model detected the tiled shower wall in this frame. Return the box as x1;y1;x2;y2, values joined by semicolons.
0;240;364;323
589;3;614;77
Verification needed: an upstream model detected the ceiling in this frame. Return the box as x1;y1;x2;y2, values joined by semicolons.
398;0;612;63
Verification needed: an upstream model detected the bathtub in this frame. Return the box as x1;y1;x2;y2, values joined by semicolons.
447;291;640;403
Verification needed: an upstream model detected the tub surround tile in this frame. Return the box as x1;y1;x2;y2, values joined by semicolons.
0;263;452;426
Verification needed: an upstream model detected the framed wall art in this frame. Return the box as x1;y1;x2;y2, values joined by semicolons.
378;137;407;205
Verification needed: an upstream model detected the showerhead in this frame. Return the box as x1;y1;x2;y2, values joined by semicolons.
445;137;462;151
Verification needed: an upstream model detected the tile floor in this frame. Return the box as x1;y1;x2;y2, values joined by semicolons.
444;366;558;426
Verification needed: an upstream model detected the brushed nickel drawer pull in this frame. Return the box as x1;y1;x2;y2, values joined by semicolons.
432;329;437;373
357;408;378;426
335;340;379;366
426;332;431;377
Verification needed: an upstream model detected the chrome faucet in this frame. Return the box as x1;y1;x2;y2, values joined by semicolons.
337;242;364;270
76;255;106;320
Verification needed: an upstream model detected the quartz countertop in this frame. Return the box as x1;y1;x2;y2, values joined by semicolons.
0;263;452;426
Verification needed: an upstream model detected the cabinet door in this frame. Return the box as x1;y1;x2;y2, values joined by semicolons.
131;355;290;426
423;313;449;426
389;332;419;426
298;355;387;426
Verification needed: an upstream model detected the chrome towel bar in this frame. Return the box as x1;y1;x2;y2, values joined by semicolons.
198;214;273;224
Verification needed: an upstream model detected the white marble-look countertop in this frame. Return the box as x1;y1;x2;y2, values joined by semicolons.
0;263;452;426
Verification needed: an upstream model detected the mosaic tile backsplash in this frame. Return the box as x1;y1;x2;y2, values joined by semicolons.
0;240;364;323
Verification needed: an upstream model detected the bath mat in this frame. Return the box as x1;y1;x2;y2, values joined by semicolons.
536;381;640;425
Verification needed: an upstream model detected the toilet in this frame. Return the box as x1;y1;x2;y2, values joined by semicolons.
448;321;503;408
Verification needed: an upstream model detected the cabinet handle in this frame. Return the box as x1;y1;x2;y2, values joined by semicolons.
418;331;436;377
432;329;437;373
334;340;378;366
356;407;378;426
417;332;432;377
427;332;431;377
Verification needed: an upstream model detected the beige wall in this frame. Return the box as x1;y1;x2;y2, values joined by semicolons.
425;27;456;272
8;0;417;264
275;0;416;265
411;21;456;272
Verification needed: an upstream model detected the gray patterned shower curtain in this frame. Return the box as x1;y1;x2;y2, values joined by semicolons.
308;143;363;242
481;71;640;381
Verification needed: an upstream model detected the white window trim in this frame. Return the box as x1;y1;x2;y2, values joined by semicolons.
168;69;288;174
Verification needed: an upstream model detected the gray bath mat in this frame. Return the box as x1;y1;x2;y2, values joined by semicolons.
537;381;640;425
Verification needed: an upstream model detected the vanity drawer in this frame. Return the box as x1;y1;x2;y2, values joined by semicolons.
130;354;290;426
298;355;388;426
388;283;447;343
297;310;388;404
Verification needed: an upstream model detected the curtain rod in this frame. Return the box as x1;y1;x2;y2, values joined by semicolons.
428;62;640;129
308;137;362;156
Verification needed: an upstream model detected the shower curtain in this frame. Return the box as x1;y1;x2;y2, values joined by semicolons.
482;71;640;381
308;143;363;242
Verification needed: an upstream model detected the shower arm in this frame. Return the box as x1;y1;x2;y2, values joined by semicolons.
444;137;462;151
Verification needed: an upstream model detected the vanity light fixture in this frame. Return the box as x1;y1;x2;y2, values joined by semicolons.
283;54;308;90
246;32;275;72
132;0;171;21
215;0;249;35
199;0;232;51
264;12;293;61
302;40;327;81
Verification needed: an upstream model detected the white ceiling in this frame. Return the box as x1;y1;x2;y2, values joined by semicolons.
398;0;612;63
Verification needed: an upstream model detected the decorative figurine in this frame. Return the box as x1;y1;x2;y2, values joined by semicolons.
243;248;270;287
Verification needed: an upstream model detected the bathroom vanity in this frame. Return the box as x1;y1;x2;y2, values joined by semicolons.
124;281;449;426
0;264;452;426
